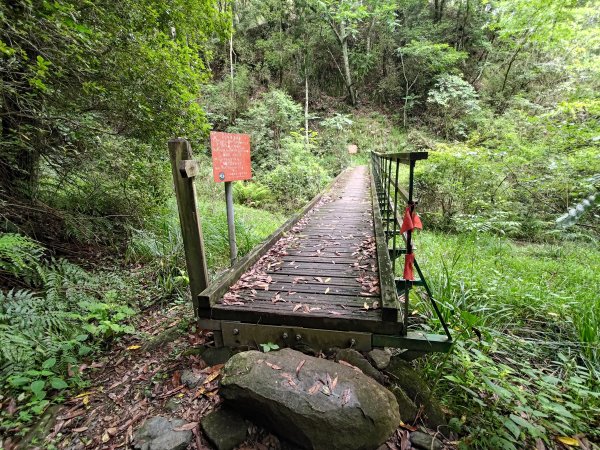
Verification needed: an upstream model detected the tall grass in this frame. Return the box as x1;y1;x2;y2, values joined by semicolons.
400;232;600;447
126;195;285;297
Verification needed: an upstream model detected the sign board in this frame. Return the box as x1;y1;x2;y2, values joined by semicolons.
210;131;252;183
348;144;358;154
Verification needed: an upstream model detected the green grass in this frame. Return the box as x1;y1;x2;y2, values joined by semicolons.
404;231;600;448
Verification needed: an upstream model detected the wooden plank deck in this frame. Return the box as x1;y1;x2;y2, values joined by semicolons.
211;166;402;335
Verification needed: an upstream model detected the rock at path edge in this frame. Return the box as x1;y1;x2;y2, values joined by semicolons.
410;430;444;450
220;348;400;450
368;349;391;370
201;408;248;450
133;416;193;450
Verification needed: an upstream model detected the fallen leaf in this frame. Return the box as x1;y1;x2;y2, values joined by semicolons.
203;371;220;385
325;287;330;294
265;362;282;370
172;371;181;387
321;385;331;396
281;372;297;387
174;422;198;431
296;360;305;377
338;360;363;373
363;302;370;310
308;382;321;395
293;304;302;312
107;427;117;435
72;426;88;432
331;375;338;391
126;345;141;350
398;421;417;432
399;429;410;450
7;398;16;415
341;388;351;405
557;437;579;447
315;277;324;283
324;278;331;283
101;431;110;443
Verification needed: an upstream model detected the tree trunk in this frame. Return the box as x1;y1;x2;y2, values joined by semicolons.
339;21;356;106
304;55;309;148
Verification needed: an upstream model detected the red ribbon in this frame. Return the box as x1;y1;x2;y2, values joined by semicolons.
403;253;415;281
400;206;423;234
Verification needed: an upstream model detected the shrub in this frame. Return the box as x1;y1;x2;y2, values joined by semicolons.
229;89;303;169
0;233;137;429
260;138;329;212
233;181;274;208
427;74;481;139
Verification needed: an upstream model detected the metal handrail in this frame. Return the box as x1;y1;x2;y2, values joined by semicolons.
370;151;451;340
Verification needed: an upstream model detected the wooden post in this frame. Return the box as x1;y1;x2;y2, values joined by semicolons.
168;139;209;315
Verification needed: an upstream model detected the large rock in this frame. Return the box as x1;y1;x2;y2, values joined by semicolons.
133;416;193;450
220;349;400;450
201;408;248;450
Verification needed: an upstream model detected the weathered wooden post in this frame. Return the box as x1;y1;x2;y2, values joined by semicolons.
168;138;209;316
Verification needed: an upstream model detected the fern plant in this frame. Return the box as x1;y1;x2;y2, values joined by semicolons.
0;233;137;428
0;233;45;285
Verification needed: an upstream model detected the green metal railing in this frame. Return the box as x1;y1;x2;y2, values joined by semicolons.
371;151;451;340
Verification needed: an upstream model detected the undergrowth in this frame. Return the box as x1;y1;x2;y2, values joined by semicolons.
407;231;600;448
0;233;137;432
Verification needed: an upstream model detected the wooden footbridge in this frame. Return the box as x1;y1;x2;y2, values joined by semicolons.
170;140;451;355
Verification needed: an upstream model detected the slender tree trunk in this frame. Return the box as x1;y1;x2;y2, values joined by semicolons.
501;45;523;93
229;0;235;106
339;21;356;106
304;55;309;148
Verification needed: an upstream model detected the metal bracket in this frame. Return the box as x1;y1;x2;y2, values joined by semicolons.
221;321;372;352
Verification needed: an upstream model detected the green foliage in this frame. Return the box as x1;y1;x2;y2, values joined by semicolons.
408;232;600;447
414;97;600;239
230;89;303;169
0;234;137;429
427;74;481;139
259;342;280;353
259;138;330;212
233;181;274;208
0;233;45;285
202;65;254;127
0;0;226;243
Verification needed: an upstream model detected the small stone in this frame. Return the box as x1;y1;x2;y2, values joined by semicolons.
202;346;232;366
181;369;206;388
410;431;443;450
164;398;181;412
335;348;386;384
368;349;391;370
133;416;193;450
201;408;247;450
389;385;419;423
386;357;447;432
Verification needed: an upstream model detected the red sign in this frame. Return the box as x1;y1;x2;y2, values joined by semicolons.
210;131;252;183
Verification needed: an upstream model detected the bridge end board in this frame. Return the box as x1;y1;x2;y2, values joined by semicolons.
369;167;402;324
